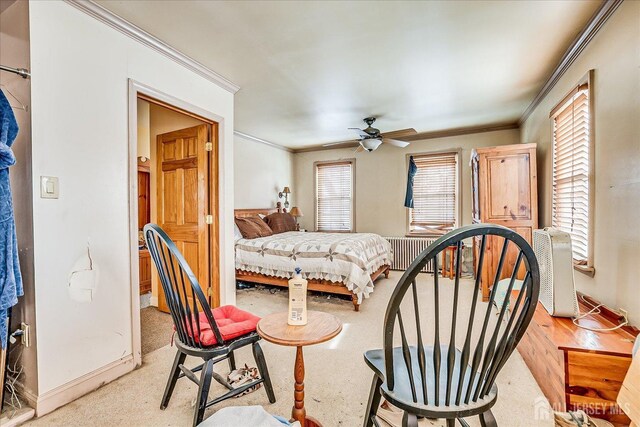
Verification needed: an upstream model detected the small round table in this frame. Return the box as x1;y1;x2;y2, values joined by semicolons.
257;311;342;427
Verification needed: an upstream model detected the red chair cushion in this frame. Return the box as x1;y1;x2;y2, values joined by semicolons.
183;305;261;346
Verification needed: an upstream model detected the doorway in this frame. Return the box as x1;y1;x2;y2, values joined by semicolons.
135;95;220;357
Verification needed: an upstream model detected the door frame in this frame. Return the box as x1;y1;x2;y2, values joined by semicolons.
127;79;224;366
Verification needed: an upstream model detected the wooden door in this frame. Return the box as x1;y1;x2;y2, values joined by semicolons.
156;124;213;313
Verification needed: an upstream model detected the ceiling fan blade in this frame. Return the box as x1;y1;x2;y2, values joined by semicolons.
380;128;417;139
348;127;371;139
322;140;359;148
383;138;410;148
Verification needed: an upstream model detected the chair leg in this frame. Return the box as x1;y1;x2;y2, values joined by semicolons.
363;374;383;427
193;359;214;427
446;419;455;427
161;350;186;410
228;351;236;372
252;341;276;403
479;410;497;427
402;412;418;427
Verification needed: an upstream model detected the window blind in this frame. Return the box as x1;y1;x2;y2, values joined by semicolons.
552;86;590;263
409;152;458;235
315;161;353;232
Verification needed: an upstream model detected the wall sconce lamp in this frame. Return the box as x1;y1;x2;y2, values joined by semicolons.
278;186;291;209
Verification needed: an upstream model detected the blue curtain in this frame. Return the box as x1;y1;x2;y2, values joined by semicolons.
0;89;22;349
404;155;417;208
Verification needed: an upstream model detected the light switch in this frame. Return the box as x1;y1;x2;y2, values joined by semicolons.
40;176;59;199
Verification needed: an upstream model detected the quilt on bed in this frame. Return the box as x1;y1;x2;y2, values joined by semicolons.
235;231;393;302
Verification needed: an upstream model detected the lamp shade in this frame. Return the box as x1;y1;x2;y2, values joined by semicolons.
290;206;303;217
282;186;291;194
362;138;383;152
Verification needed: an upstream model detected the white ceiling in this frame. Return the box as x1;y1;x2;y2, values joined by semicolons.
96;0;600;149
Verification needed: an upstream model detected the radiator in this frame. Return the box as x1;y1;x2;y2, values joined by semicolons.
384;236;437;273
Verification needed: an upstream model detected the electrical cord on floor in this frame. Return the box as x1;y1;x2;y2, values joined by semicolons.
4;340;25;419
572;294;629;332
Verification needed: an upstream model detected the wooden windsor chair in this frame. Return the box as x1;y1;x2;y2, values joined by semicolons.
144;224;276;426
363;224;540;427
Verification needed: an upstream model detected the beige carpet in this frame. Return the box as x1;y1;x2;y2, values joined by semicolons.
26;272;551;427
140;307;174;355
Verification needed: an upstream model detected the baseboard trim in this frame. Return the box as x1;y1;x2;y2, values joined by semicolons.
32;355;135;417
0;407;35;427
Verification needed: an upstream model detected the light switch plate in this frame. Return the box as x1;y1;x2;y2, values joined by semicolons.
40;176;59;199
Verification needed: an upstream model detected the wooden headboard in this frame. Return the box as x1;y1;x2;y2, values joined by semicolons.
234;207;279;218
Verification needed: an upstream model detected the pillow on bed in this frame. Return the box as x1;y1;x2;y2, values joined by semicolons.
264;212;297;234
234;216;273;239
233;223;243;241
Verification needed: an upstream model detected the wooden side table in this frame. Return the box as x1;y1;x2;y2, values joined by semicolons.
441;244;463;279
512;291;635;425
257;311;342;427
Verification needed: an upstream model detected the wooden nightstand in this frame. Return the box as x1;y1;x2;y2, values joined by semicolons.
139;249;151;295
513;291;636;425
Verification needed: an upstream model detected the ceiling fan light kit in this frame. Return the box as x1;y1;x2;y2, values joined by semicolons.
349;117;412;153
361;138;383;152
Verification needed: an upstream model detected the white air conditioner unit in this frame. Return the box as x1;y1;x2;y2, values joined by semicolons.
533;228;579;317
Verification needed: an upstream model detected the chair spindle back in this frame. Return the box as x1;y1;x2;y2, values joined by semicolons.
144;224;223;349
383;224;540;408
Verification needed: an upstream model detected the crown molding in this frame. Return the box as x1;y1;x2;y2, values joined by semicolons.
64;0;240;94
519;0;624;125
401;122;519;142
234;131;293;153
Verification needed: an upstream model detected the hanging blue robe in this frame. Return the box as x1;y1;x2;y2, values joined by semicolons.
404;155;417;208
0;89;23;349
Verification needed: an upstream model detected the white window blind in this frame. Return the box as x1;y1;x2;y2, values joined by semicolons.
552;85;590;263
409;152;458;235
315;161;354;232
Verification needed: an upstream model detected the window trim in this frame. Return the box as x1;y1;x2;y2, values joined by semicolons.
405;149;462;237
313;159;356;232
550;70;595;276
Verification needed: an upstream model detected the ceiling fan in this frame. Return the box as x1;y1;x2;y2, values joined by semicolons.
323;117;416;152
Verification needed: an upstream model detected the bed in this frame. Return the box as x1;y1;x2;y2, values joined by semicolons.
234;208;392;311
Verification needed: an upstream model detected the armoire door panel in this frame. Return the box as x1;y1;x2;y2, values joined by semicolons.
472;144;538;301
485;153;532;222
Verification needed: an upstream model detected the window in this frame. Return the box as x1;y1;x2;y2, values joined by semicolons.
551;80;593;270
408;152;459;236
315;160;354;232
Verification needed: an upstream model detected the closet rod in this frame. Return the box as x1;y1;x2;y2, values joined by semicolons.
0;65;30;79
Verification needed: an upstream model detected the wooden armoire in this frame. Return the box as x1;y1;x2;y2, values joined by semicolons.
471;143;538;300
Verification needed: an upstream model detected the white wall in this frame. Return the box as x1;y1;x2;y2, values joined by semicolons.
234;134;294;209
521;1;640;324
28;0;235;400
294;129;520;236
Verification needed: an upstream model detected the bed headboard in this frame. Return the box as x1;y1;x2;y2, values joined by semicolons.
234;207;279;218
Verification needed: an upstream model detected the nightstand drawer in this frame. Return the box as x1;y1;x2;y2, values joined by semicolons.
566;351;631;423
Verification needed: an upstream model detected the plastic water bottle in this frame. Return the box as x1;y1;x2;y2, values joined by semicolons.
288;267;308;326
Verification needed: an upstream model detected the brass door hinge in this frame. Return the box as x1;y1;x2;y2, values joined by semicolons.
205;214;214;224
205;142;213;151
